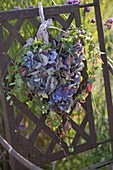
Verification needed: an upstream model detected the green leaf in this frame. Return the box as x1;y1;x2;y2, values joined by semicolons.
67;36;73;43
68;147;74;152
16;78;23;87
5;74;12;81
53;120;61;128
26;101;33;108
21;96;29;102
35;105;40;112
77;93;87;101
6;95;11;101
50;111;57;116
9;82;16;86
87;78;96;84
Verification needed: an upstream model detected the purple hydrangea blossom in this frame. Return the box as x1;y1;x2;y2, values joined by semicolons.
74;42;83;53
20;34;85;113
23;51;38;69
50;87;75;112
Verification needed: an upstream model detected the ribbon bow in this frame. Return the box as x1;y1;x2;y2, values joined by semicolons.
36;2;52;45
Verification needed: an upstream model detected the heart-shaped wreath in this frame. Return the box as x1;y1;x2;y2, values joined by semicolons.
6;3;100;121
20;30;85;113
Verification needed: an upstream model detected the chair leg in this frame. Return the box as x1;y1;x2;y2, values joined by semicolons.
111;163;113;170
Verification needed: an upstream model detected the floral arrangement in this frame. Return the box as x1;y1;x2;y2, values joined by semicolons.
6;28;99;113
6;3;101;132
19;30;86;114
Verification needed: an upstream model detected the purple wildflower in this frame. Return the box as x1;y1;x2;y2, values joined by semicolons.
14;6;19;10
107;18;113;23
104;18;113;29
66;0;80;5
84;7;91;13
91;18;96;23
27;5;34;8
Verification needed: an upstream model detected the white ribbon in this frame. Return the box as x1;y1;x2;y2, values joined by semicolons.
37;2;65;45
37;2;52;45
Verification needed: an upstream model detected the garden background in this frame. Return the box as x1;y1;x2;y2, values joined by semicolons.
0;0;113;169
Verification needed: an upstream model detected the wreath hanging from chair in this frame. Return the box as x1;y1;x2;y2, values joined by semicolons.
6;2;101;141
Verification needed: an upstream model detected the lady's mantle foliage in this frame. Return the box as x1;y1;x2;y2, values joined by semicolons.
6;28;99;117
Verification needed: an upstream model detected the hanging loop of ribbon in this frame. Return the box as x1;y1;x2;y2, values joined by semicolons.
36;2;52;45
37;2;66;45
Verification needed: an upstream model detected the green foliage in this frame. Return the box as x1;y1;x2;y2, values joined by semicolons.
0;1;113;170
5;26;99;120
